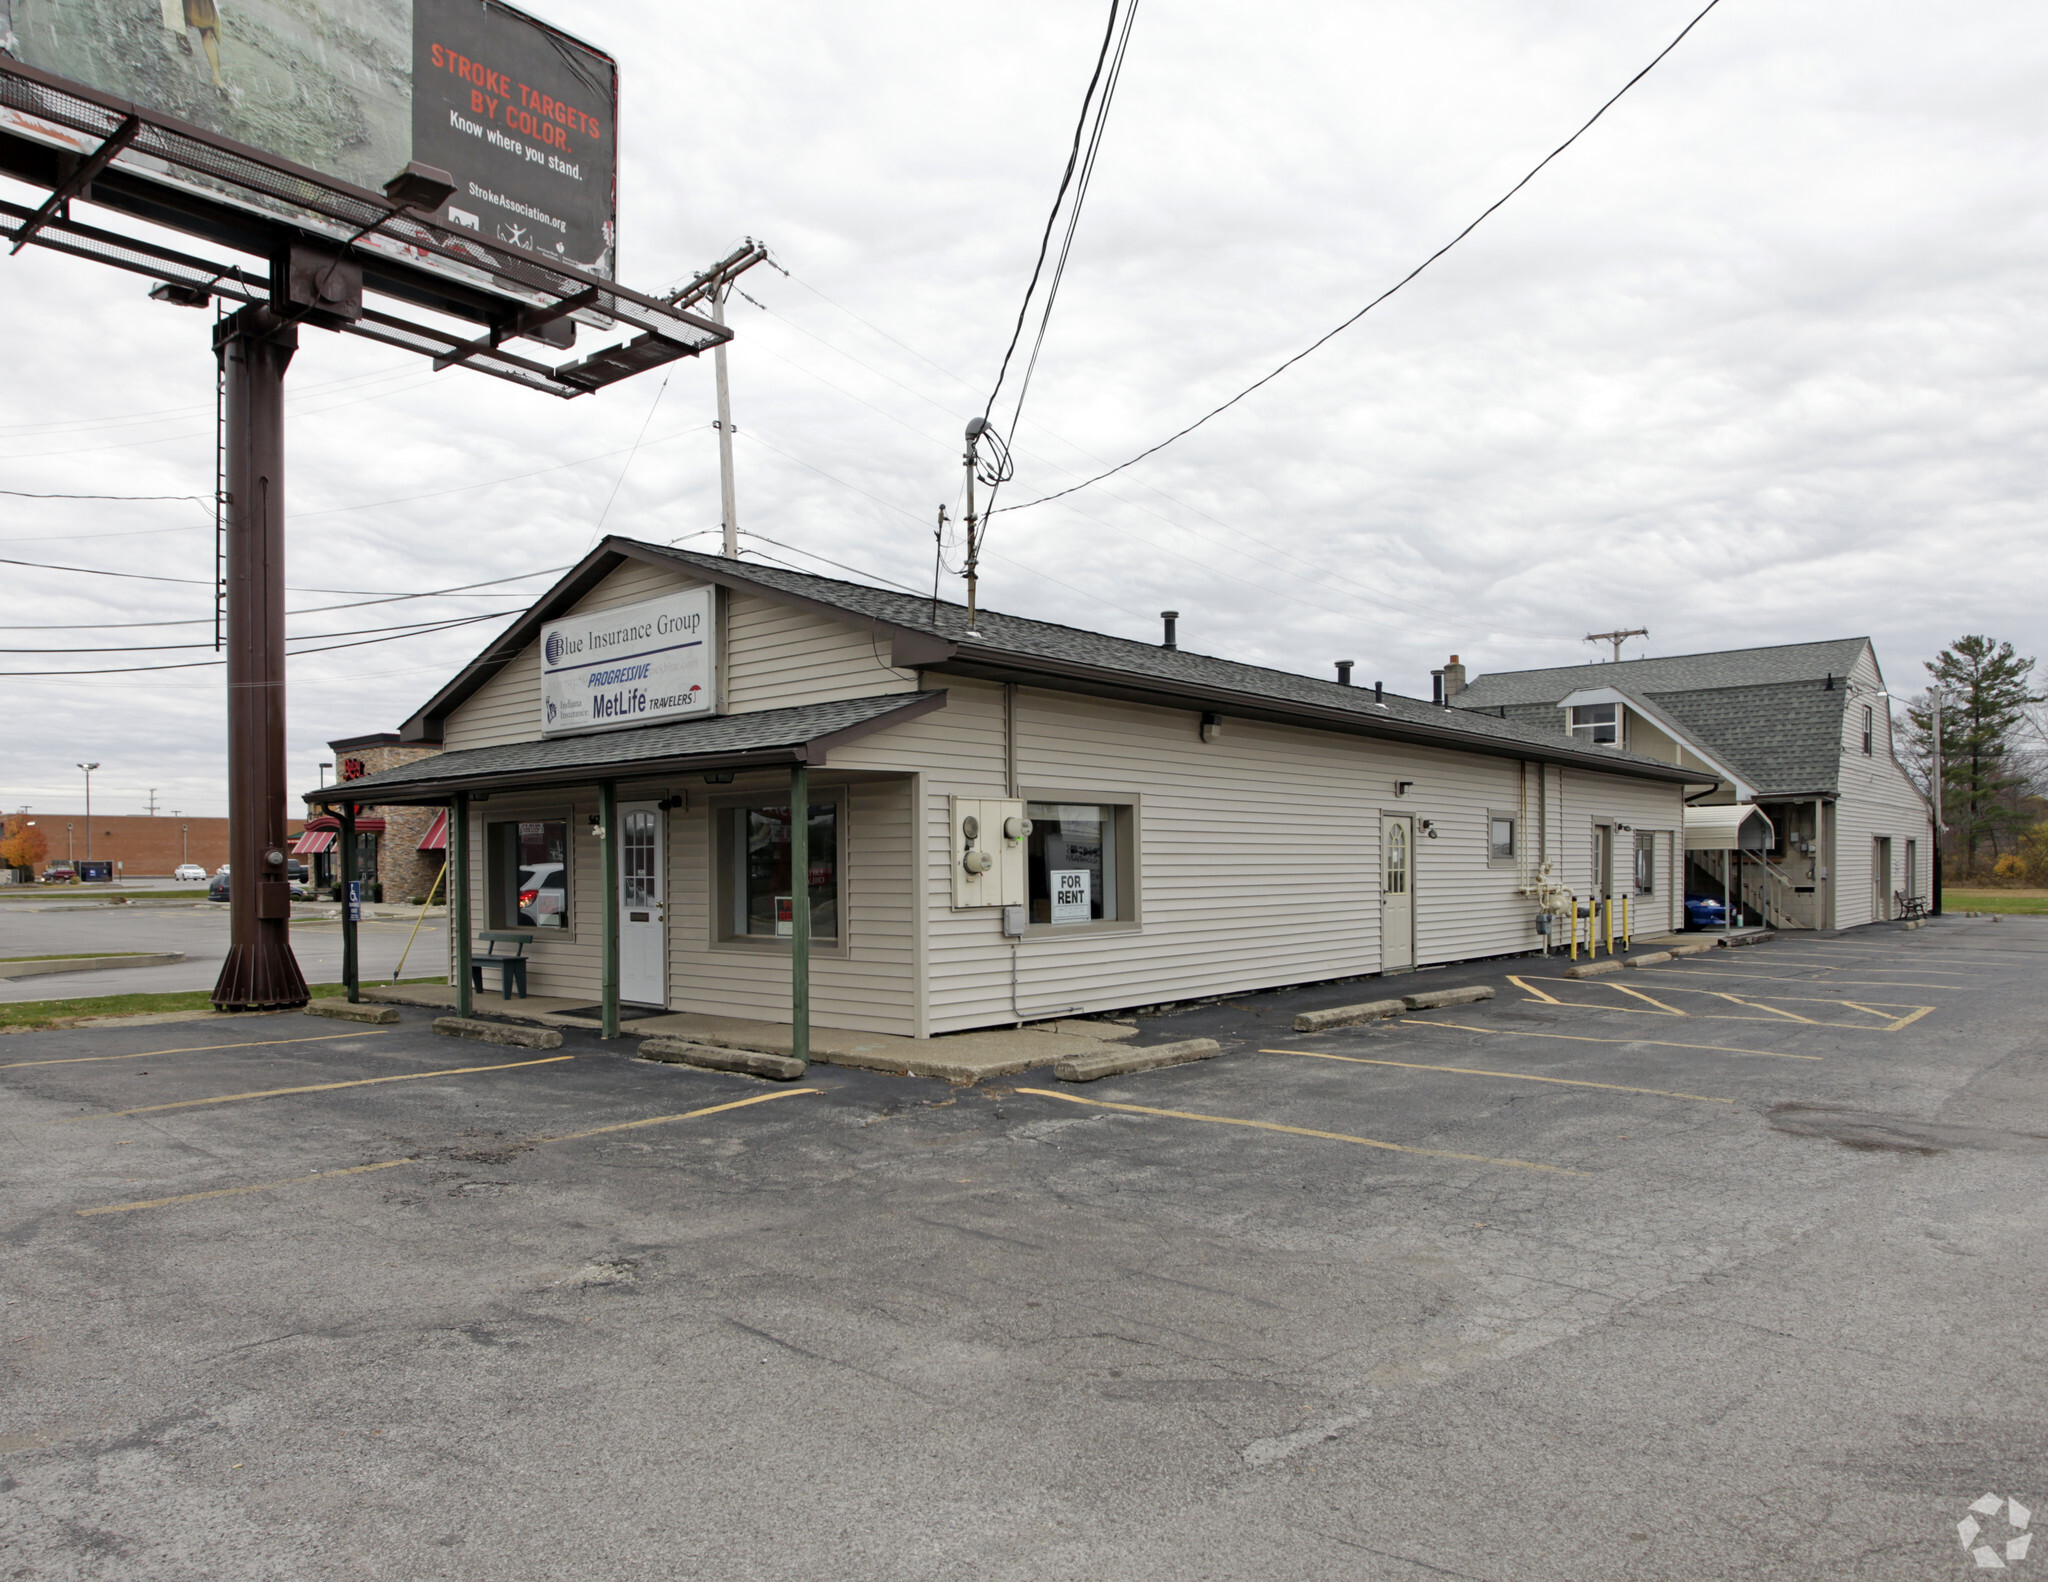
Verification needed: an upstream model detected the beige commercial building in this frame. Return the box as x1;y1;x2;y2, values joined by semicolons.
308;538;1709;1036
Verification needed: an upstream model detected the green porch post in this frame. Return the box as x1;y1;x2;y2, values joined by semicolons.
599;780;619;1040
339;804;358;1003
451;793;473;1018
790;762;810;1067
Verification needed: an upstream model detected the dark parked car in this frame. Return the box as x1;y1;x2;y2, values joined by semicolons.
209;868;311;902
208;869;230;902
1684;892;1729;930
39;865;75;884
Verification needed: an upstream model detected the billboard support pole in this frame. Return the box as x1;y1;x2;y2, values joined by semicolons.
211;303;309;1011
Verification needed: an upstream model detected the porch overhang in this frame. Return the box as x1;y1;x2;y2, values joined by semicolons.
304;691;946;809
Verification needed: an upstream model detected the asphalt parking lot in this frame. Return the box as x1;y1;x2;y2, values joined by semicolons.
3;916;2043;1580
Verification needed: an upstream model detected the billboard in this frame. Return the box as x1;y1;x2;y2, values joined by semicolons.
2;0;616;276
540;588;719;739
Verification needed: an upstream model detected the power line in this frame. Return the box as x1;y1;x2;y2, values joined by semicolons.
0;610;521;677
0;554;571;601
999;0;1727;514
0;609;516;655
0;489;206;502
981;0;1126;424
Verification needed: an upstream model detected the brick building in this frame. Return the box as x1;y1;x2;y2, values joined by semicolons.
3;812;302;879
296;733;446;902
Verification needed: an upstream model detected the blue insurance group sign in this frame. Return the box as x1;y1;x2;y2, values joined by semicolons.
539;588;718;737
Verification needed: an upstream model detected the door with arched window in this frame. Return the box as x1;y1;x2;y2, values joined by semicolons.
1382;814;1415;971
618;803;666;1005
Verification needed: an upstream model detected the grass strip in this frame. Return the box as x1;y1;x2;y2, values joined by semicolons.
1943;890;2048;916
0;979;446;1033
0;952;157;963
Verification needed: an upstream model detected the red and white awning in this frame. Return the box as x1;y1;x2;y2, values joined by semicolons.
292;829;336;856
418;810;449;852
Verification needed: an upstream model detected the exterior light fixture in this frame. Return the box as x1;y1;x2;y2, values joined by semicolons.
1394;780;1414;797
1199;712;1223;744
383;162;458;213
702;771;735;785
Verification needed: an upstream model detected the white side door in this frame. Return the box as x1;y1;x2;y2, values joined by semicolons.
1382;814;1415;972
618;802;666;1005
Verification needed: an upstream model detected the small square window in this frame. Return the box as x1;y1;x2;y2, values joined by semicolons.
1489;817;1516;860
1569;703;1620;745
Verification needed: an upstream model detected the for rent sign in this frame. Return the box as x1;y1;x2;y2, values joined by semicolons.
540;588;717;737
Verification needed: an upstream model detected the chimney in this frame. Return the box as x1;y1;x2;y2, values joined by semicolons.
1442;653;1467;700
1160;611;1179;650
1335;660;1354;686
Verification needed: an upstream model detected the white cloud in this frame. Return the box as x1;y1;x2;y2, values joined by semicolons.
3;0;2042;815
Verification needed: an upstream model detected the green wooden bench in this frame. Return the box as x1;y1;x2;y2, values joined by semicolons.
470;931;532;999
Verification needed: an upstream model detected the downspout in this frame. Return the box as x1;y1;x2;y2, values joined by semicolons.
450;792;472;1018
789;762;811;1067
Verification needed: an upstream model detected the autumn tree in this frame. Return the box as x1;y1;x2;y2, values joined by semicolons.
1904;636;2043;874
0;812;49;877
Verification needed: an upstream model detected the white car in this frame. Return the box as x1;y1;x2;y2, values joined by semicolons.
174;863;208;881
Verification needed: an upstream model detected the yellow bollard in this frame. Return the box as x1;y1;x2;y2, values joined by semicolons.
1569;900;1578;961
1623;895;1631;953
1604;897;1612;955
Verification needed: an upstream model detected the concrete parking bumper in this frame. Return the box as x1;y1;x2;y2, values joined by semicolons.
432;1016;564;1050
1053;1038;1220;1082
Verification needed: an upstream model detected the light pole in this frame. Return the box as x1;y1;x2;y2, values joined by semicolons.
1930;690;1944;917
78;763;98;860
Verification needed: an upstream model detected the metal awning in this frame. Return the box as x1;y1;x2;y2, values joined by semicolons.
303;692;949;807
1685;804;1775;852
418;811;448;852
292;829;336;856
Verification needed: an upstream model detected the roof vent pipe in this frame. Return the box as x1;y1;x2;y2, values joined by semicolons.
1431;669;1445;707
1375;680;1384;705
1160;611;1179;650
1335;660;1354;686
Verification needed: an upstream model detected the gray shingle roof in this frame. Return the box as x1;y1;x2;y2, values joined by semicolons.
309;693;940;805
1451;639;1872;709
625;544;1701;782
1450;639;1873;796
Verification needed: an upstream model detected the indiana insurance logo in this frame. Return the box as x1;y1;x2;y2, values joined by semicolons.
1959;1493;2032;1569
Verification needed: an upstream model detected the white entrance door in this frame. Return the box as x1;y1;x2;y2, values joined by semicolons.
1382;814;1415;972
618;803;665;1005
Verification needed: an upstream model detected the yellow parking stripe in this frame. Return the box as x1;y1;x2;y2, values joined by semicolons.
1705;992;1815;1023
1015;1087;1587;1175
35;1056;572;1124
1507;975;1565;1004
74;1089;822;1216
1;1029;394;1071
1399;1018;1822;1060
1262;1048;1733;1103
535;1088;820;1142
1608;984;1686;1016
77;1160;413;1216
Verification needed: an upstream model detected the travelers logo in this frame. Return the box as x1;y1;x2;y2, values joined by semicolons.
1959;1494;2032;1569
544;631;566;665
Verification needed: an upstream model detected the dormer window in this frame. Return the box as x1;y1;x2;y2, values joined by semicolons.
1569;703;1620;745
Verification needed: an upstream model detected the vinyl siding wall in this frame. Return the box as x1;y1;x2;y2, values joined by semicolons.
1828;646;1931;926
836;682;1687;1033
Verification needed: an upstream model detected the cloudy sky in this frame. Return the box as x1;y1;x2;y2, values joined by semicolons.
4;0;2044;819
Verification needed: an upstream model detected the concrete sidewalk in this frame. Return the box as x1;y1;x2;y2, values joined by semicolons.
359;981;1137;1084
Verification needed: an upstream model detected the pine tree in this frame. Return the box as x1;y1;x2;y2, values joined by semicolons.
1905;637;2042;874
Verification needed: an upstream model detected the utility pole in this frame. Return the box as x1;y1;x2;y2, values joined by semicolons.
78;763;98;858
1585;628;1649;663
665;240;769;559
145;787;160;817
962;419;986;636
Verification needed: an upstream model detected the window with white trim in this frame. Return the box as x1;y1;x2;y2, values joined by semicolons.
1634;831;1656;894
1569;703;1620;745
716;796;841;943
1488;814;1516;863
1861;705;1873;755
